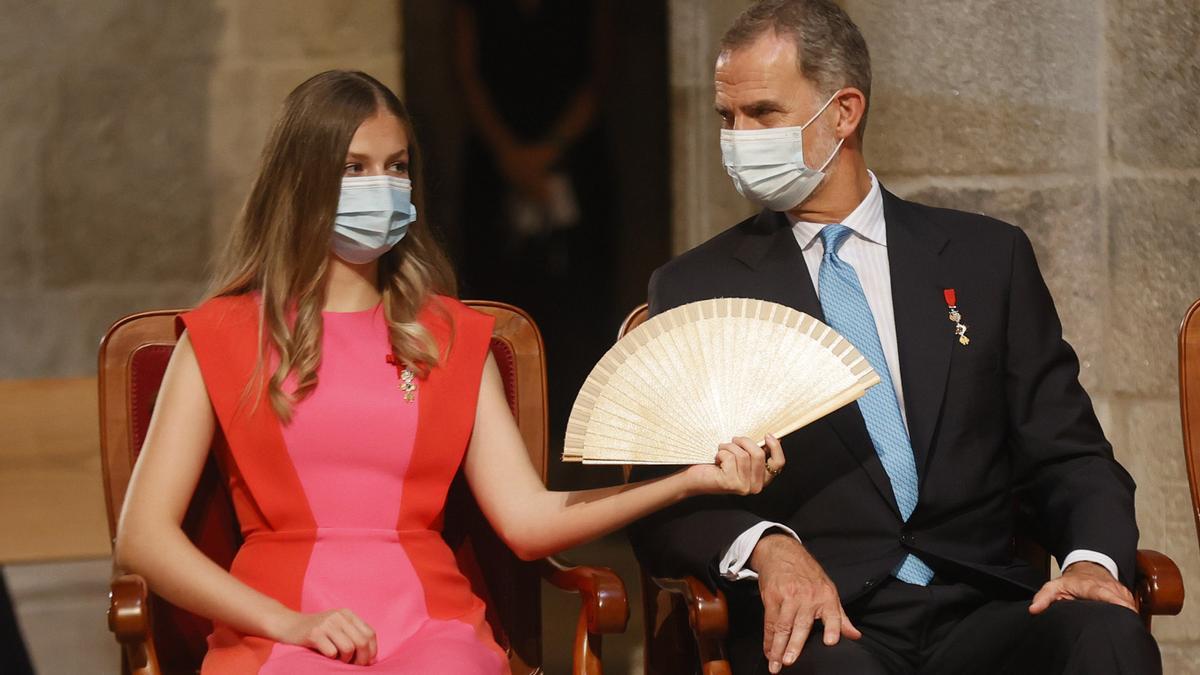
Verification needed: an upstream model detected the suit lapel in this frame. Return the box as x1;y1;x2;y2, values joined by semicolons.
882;189;953;482
733;210;902;516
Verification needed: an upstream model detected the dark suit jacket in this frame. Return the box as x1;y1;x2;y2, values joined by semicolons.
627;188;1138;608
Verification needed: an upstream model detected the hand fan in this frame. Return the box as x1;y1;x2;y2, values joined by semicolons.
563;297;880;464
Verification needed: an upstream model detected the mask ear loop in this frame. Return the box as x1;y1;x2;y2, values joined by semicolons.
803;90;846;172
817;137;845;172
799;89;842;130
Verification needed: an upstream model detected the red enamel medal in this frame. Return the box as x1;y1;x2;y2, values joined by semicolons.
944;289;969;346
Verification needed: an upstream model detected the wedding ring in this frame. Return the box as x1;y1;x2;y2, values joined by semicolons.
765;460;781;477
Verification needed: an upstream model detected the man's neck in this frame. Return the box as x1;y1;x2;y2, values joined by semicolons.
786;152;872;224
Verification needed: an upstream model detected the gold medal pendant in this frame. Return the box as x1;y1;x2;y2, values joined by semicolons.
943;288;970;347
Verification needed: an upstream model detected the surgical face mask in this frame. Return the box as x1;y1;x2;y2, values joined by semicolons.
720;92;845;212
331;175;417;264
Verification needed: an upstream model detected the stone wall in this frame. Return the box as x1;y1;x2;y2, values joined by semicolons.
0;0;404;381
669;0;1200;670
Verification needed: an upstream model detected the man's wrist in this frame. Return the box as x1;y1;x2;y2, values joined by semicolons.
749;532;801;572
1063;560;1107;576
1061;549;1119;581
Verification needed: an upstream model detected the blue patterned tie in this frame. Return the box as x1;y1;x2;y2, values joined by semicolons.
817;224;934;586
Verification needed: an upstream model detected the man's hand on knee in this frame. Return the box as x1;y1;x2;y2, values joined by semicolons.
749;534;862;674
1029;561;1138;615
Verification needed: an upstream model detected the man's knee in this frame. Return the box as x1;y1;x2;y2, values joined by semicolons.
1038;600;1146;641
778;638;892;675
1036;600;1160;673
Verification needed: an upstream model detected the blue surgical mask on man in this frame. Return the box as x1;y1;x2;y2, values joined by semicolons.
332;175;417;264
719;92;843;212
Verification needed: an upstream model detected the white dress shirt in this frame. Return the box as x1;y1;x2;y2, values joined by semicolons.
718;172;1119;583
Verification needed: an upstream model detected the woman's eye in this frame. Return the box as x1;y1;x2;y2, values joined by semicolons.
390;162;409;174
344;163;363;174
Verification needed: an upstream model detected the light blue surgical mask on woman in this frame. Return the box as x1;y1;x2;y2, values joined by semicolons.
331;175;417;264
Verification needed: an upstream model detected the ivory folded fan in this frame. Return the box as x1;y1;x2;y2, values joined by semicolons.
563;298;880;465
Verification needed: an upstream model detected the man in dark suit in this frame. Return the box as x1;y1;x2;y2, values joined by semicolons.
628;1;1160;673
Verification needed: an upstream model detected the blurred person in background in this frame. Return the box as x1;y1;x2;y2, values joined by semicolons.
453;0;616;452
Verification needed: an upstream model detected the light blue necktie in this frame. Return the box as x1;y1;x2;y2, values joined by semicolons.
817;224;934;586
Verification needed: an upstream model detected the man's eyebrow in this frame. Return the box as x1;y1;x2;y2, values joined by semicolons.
741;100;786;115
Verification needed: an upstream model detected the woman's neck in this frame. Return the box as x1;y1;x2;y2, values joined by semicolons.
323;256;383;312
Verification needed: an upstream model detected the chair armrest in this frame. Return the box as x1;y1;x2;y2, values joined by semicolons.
537;556;630;634
109;573;161;675
1134;549;1185;619
651;575;729;640
109;573;151;643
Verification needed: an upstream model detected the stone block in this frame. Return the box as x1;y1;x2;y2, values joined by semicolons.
845;0;1099;176
0;1;221;66
0;284;204;379
1107;0;1200;169
71;1;222;63
0;69;57;290
0;3;58;66
41;62;214;288
668;0;754;88
229;0;399;60
0;293;74;379
1107;177;1200;397
1161;642;1200;675
902;182;1105;391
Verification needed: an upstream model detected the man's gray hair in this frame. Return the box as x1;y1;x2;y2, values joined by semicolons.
721;0;872;135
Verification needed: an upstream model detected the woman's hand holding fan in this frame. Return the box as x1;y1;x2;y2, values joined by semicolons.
682;434;786;497
564;298;880;466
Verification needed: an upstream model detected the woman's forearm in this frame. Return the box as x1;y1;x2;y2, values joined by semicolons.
498;469;697;560
115;523;294;640
466;355;771;562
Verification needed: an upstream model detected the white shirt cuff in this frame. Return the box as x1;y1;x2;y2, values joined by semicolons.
718;521;800;581
1061;549;1119;581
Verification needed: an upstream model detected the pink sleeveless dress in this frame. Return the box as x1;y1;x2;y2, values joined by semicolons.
181;294;507;674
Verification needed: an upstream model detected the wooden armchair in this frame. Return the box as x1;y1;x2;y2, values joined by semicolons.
99;301;629;675
1180;298;1200;553
619;303;1185;675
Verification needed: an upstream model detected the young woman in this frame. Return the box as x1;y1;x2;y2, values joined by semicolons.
114;70;784;674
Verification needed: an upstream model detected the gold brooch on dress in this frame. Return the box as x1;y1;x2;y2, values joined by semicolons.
385;354;417;402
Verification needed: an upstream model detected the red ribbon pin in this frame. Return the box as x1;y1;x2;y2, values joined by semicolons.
943;288;969;345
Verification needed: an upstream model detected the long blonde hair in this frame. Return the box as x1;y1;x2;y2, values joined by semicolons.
208;70;456;421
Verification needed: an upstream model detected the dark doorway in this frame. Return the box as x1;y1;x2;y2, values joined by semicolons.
403;0;671;490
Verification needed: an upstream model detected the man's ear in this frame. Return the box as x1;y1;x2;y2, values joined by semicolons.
833;87;868;141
